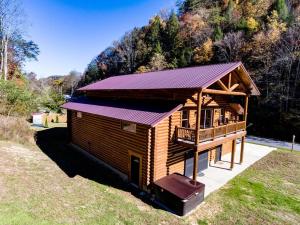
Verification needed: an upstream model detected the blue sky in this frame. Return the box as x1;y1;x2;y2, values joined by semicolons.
23;0;175;78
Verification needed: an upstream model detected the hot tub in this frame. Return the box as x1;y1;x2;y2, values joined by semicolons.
153;173;205;216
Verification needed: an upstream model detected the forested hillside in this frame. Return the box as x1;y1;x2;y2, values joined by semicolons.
80;0;300;141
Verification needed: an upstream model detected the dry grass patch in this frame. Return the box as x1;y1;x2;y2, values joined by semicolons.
0;116;35;145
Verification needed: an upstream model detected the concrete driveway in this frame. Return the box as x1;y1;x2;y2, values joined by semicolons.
197;143;276;197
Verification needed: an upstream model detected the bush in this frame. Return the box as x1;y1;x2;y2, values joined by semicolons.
0;115;35;145
0;80;38;117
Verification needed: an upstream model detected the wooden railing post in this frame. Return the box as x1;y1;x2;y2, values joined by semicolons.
212;126;215;140
175;126;178;140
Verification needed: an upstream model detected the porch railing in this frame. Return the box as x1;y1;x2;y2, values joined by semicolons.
176;121;246;143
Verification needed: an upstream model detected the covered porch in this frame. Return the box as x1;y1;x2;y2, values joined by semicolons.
198;142;275;197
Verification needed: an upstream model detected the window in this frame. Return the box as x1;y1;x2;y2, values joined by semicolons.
200;109;213;129
76;112;82;118
181;110;189;128
121;121;136;133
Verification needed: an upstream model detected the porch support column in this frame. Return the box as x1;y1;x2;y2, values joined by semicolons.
230;139;236;170
240;136;245;164
244;95;249;123
193;91;202;181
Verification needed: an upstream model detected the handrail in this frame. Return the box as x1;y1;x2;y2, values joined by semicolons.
176;121;246;143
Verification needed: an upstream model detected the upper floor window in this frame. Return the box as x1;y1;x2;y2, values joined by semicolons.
121;121;136;133
181;110;189;128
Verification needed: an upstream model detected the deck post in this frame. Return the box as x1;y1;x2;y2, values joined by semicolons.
244;95;249;123
240;136;245;164
193;91;202;181
230;139;236;170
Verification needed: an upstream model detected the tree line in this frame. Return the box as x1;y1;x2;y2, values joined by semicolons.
80;0;300;141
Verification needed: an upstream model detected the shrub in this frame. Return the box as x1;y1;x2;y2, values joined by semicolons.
44;117;48;128
55;115;59;123
0;115;35;145
0;80;38;117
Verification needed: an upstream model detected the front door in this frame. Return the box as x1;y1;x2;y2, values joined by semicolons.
215;146;222;163
130;155;140;187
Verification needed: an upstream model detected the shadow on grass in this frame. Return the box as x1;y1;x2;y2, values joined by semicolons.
34;127;161;209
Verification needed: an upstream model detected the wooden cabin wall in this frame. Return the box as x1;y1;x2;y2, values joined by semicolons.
70;111;151;189
152;111;190;181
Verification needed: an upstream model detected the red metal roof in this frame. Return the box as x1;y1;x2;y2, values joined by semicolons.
78;62;259;95
62;98;182;127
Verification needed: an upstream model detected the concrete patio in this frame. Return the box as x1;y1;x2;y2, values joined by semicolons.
197;142;276;197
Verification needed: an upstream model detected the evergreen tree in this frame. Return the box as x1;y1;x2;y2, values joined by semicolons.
178;0;201;15
146;16;163;55
226;0;235;22
164;12;181;66
276;0;289;21
214;26;224;41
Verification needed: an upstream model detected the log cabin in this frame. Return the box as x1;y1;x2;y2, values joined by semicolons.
62;62;259;213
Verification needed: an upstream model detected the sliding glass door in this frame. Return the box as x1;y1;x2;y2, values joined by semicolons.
201;109;213;129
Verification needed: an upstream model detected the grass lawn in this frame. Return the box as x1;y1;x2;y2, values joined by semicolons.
0;128;299;225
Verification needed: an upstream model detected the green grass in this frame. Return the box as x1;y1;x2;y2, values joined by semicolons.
195;149;300;225
0;137;299;224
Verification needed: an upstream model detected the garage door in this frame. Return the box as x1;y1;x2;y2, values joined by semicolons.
184;150;208;177
198;151;208;172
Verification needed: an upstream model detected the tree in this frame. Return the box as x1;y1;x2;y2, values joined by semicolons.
276;0;289;21
147;53;169;71
193;38;213;64
0;79;38;116
163;12;181;66
213;25;223;41
146;16;164;56
0;0;39;80
225;0;235;22
0;0;23;80
214;32;245;62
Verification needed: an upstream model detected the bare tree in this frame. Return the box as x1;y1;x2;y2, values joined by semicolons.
0;0;24;80
214;31;245;62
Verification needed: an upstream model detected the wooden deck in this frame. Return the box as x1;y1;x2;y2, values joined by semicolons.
175;121;246;146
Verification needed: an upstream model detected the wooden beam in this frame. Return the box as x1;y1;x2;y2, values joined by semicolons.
229;83;239;91
188;96;197;105
240;136;245;164
193;91;202;181
230;139;236;170
217;80;229;91
203;89;246;96
228;73;231;89
244;95;249;122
